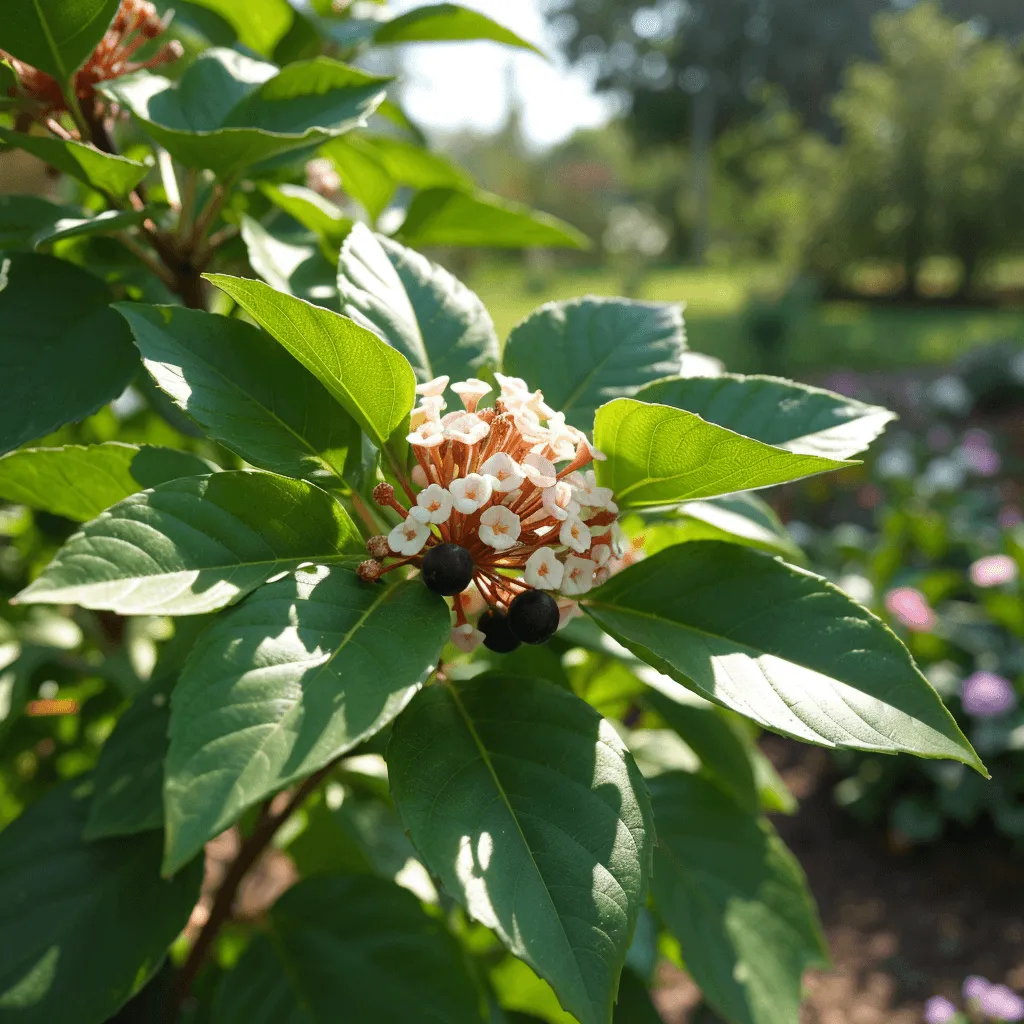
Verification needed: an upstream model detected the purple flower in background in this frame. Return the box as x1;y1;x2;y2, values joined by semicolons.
981;984;1024;1022
885;587;936;632
959;429;1001;477
999;505;1024;529
965;976;993;1003
970;555;1019;588
924;995;958;1023
960;672;1018;718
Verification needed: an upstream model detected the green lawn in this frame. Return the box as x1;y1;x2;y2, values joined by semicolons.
468;263;1024;375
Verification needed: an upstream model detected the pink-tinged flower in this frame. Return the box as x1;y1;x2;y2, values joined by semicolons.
999;505;1024;529
970;554;1019;588
884;587;936;632
964;976;991;1003
479;452;525;493
388;517;430;556
561;555;597;596
924;996;958;1024
415;375;449;398
980;984;1024;1022
450;623;485;653
478;506;521;551
449;473;493;514
560;516;592;554
450;378;491;412
525;547;564;590
412;484;453;525
960;672;1018;718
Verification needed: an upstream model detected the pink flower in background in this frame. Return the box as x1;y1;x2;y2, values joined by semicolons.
999;505;1024;529
970;555;1019;588
960;672;1018;718
923;996;957;1024
884;587;936;632
981;984;1024;1022
965;976;992;1003
959;429;1001;477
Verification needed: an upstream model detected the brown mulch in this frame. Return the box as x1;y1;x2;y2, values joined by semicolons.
654;740;1024;1024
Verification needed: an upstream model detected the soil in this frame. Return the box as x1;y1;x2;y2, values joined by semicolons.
653;739;1024;1024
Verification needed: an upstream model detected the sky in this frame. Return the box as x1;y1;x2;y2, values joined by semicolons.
385;0;618;149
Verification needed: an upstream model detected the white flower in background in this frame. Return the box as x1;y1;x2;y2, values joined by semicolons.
450;473;493;514
413;484;453;524
451;378;492;412
451;623;485;653
416;375;450;398
561;556;597;596
388;516;430;556
479;506;522;551
525;548;564;590
480;452;526;492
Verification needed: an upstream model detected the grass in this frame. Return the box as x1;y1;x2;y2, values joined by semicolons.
468;262;1024;375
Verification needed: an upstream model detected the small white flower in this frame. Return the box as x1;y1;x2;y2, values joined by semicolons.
525;547;564;590
479;505;522;551
524;390;557;421
561;555;596;596
416;375;449;398
542;481;578;522
411;464;430;488
450;473;493;514
480;452;526;492
594;566;611;586
451;623;485;653
388;516;431;556
590;544;612;567
567;469;614;508
543;412;578;461
451;378;492;412
557;597;583;628
560;516;592;553
495;373;530;401
407;420;445;448
414;484;453;524
442;411;490;446
522;453;557;489
513;405;547;443
409;394;445;430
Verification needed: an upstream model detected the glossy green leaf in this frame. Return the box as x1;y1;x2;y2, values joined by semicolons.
374;3;544;55
163;568;449;874
338;223;499;383
639;494;804;562
0;128;148;196
360;134;471;191
260;182;351;251
0;253;138;456
0;779;203;1023
0;0;118;82
32;208;143;248
0;195;82;248
100;49;388;175
185;0;294;55
593;398;852;510
582;542;985;772
127;447;220;488
389;675;654;1024
649;772;828;1024
396;188;588;250
16;470;362;616
213;874;485;1023
637;374;896;460
240;215;339;306
321;135;396;220
205;273;416;447
117;303;359;484
84;680;171;840
503;297;686;430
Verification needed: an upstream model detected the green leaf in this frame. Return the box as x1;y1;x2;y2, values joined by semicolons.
85;679;171;840
649;772;828;1024
642;689;758;814
32;208;143;248
0;194;83;248
321;135;396;221
0;58;16;100
205;272;416;448
360;135;471;191
213;874;485;1023
503;298;686;430
338;223;499;383
374;3;544;55
0;779;203;1023
388;675;654;1024
0;0;118;82
593;398;852;510
0;128;148;196
116;303;359;484
16;470;362;616
582;542;985;772
640;494;804;562
163;568;448;874
612;969;662;1024
240;214;339;306
637;374;896;460
0;253;138;456
185;0;294;55
100;49;388;176
396;188;589;250
127;446;220;488
260;182;351;252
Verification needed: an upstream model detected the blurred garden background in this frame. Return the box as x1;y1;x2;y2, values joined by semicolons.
4;0;1024;1021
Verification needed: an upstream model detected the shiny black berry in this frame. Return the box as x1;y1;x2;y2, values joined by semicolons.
421;543;474;596
479;608;521;653
507;589;560;645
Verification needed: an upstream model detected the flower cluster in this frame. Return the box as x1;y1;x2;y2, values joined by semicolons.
925;975;1024;1023
3;0;181;118
359;374;625;652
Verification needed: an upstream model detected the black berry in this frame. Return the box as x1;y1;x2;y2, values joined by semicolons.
479;608;521;653
421;543;474;596
507;589;560;645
